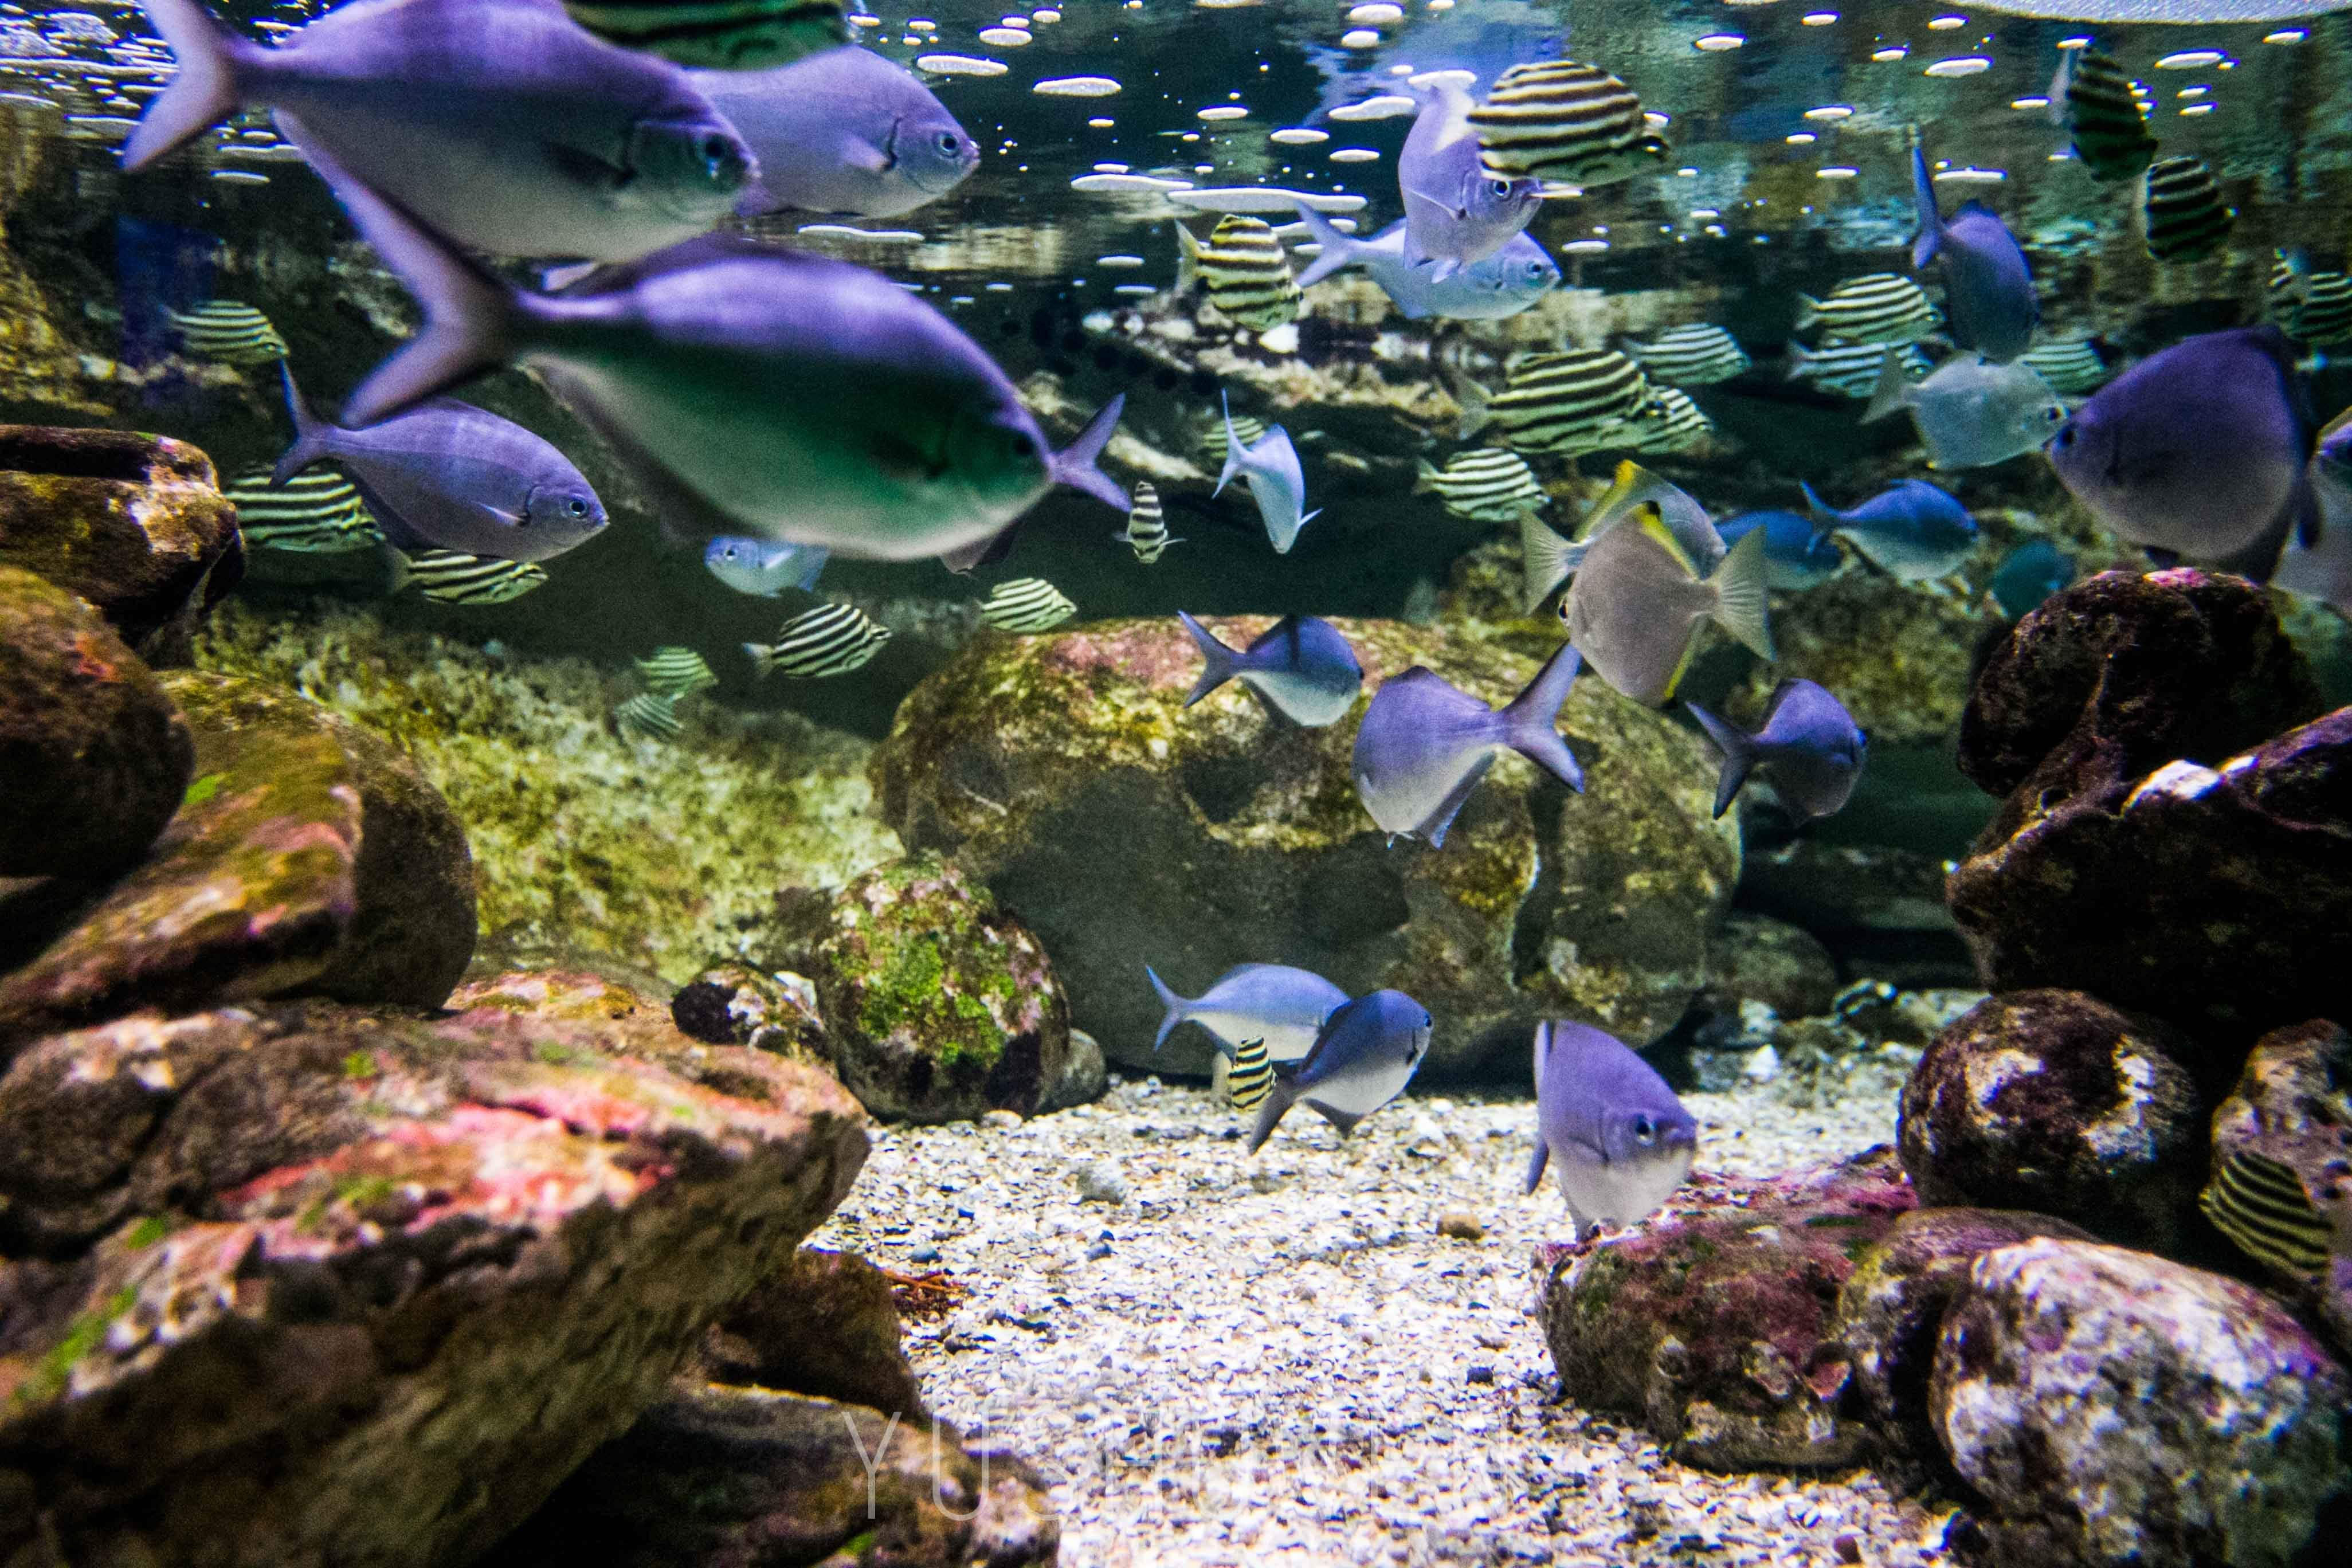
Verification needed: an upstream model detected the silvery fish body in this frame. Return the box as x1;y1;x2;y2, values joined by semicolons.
1397;80;1541;281
1800;478;1978;581
704;535;830;595
1291;208;1557;322
1177;612;1363;727
1246;989;1432;1153
1214;395;1319;552
1147;962;1349;1062
1715;511;1842;590
1684;679;1867;822
1525;1019;1698;1236
693;45;977;218
1352;642;1585;847
1911;145;2037;364
1864;350;2065;470
1564;506;1774;708
2275;416;2351;615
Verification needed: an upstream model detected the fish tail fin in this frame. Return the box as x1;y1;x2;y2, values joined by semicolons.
1519;512;1585;614
1049;393;1128;511
796;548;831;592
121;0;255;173
1176;610;1240;707
742;642;776;680
1291;205;1354;288
1793;296;1822;333
1175;223;1201;293
1245;1073;1299;1154
1797;479;1839;542
1707;522;1777;663
1146;964;1189;1050
379;543;414;596
1861;347;1910;425
1910;144;1943;271
271;362;332;483
1500;642;1585;793
1413;458;1441;495
1454;379;1492;441
1214;391;1244;497
1684;701;1758;820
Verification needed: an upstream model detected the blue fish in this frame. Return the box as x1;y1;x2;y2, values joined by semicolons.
1146;962;1350;1062
1216;393;1319;552
1714;510;1844;590
1246;988;1433;1153
1397;80;1542;282
1800;478;1978;581
1353;642;1585;847
704;535;830;596
1984;538;2074;621
1178;612;1363;727
1683;679;1867;822
1290;207;1558;322
1911;144;2037;364
1526;1019;1698;1236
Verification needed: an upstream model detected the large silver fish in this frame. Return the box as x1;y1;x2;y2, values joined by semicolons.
1864;349;2065;470
1526;1020;1697;1237
1352;642;1585;847
693;45;978;219
1398;80;1541;282
1245;989;1432;1153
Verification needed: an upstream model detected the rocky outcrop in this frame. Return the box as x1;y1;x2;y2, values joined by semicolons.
2204;1019;2352;1351
671;963;829;1068
1698;913;1840;1022
871;617;1738;1077
700;1246;929;1424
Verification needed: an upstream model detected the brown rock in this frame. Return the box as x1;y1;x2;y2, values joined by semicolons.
700;1247;928;1423
1699;912;1841;1021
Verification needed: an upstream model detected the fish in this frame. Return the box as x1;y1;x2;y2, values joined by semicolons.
743;601;892;677
301;138;1131;565
2268;249;2303;322
275;366;606;565
1414;448;1549;524
124;0;757;263
614;689;683;740
1800;478;1979;581
1578;460;1729;573
1201;413;1269;463
2200;1148;2334;1277
1524;1019;1698;1237
1245;989;1432;1154
1397;79;1541;281
981;577;1077;633
1864;349;2067;470
1985;538;2076;620
1910;143;2037;364
2020;338;2111;397
1176;215;1302;332
223;465;380;553
1122;482;1179;562
2274;251;2352;347
1564;506;1774;708
166;299;285;364
1684;679;1867;822
397;548;548;605
1225;1037;1274;1114
2048;45;2156;183
1624;388;1714;455
692;45;978;219
2047;326;2314;573
634;645;719;695
563;0;850;72
2274;412;2352;616
1467;58;1668;190
704;535;831;595
1458;350;1651;455
1787;341;1931;399
1626;323;1750;387
1351;641;1586;847
1145;962;1349;1061
1518;511;1590;614
1715;510;1844;591
1177;611;1363;727
1796;273;1941;347
2142;155;2232;263
1289;206;1558;323
1214;393;1319;553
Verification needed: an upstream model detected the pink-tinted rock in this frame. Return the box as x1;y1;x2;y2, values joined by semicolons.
700;1246;928;1423
2202;1019;2352;1353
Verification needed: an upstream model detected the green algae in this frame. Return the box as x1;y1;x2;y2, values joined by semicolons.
342;1049;378;1080
123;1215;174;1249
181;771;225;807
15;1286;138;1410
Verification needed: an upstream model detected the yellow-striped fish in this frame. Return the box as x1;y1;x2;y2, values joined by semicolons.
167;300;287;364
1202;412;1270;463
1414;448;1549;524
1226;1036;1274;1113
1177;215;1301;332
980;577;1077;633
2143;156;2232;262
1796;274;1941;347
2201;1148;2334;1277
397;550;547;605
1459;349;1651;456
1123;481;1179;563
1625;388;1714;455
1468;59;1667;189
2048;46;2157;185
635;645;719;696
614;689;684;741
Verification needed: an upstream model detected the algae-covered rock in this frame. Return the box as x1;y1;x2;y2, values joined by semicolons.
1730;569;1990;746
0;563;191;877
871;617;1739;1078
700;1246;928;1423
670;963;829;1067
1698;912;1841;1022
2203;1018;2352;1351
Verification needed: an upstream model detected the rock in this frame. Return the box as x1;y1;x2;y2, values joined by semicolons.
0;425;242;665
481;1384;1059;1568
1897;990;2210;1253
669;963;828;1067
0;985;868;1568
1536;1148;1917;1471
1437;1209;1485;1241
1699;912;1841;1022
1044;1025;1108;1112
0;672;475;1048
1931;1238;2349;1568
871;617;1738;1078
0;564;192;877
699;1247;928;1423
1735;840;1975;991
1074;1159;1128;1204
1731;569;1993;747
2203;1019;2352;1351
763;854;1071;1124
1832;1206;2094;1464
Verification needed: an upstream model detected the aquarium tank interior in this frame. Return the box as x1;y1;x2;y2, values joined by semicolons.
1;0;2350;1562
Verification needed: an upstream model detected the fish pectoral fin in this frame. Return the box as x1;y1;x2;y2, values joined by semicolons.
1401;185;1466;224
838;131;895;175
544;140;633;191
1523;1138;1550;1196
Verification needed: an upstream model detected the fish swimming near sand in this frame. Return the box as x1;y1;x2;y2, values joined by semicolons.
1147;962;1350;1062
1246;989;1432;1153
1526;1019;1698;1237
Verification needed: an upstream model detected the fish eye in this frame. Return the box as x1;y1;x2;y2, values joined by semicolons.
700;134;736;176
1633;1115;1656;1144
1009;432;1037;459
566;497;589;517
938;131;962;155
1489;178;1512;198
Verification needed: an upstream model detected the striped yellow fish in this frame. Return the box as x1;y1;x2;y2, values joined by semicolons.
1226;1036;1275;1114
2201;1148;2334;1277
1177;215;1301;332
1469;59;1668;189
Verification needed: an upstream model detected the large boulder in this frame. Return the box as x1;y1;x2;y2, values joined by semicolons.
0;563;191;878
0;983;869;1567
2204;1019;2352;1352
1932;1238;2349;1568
699;1246;928;1424
1731;569;1992;747
870;617;1738;1077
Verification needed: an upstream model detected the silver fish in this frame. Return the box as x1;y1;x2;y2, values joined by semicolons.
1215;393;1319;552
1526;1019;1697;1237
1352;642;1585;847
1563;501;1773;708
693;44;977;219
1398;79;1541;281
1863;349;2065;470
1246;989;1432;1153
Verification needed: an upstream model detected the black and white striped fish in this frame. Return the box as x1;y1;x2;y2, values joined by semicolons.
1468;58;1668;189
743;601;892;677
1624;388;1714;454
1177;215;1302;332
1460;349;1651;455
981;577;1077;633
2143;156;2232;262
399;549;548;604
1202;413;1270;462
1123;481;1179;562
1414;447;1549;523
1626;323;1750;387
2020;339;2111;397
2200;1148;2334;1277
223;464;378;552
167;300;287;364
2268;250;2302;321
614;690;684;741
1226;1036;1274;1114
635;646;719;696
1794;274;1941;346
1785;341;1932;399
561;0;848;70
2048;46;2157;183
2274;253;2352;346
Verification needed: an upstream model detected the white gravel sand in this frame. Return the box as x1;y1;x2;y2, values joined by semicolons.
812;1073;1957;1566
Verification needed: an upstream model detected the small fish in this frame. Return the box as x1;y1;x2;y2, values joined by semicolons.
1467;58;1668;190
1715;510;1843;591
1177;215;1302;332
1215;393;1319;553
1910;143;2037;364
397;548;548;605
1398;79;1542;280
563;0;849;71
1525;1020;1698;1237
743;601;892;677
1289;207;1558;323
1786;341;1931;399
635;646;719;696
1146;962;1350;1061
1626;323;1750;387
1414;448;1549;524
167;299;285;364
1201;413;1269;463
2275;411;2352;615
704;535;831;595
981;577;1077;633
2268;249;2303;323
1624;388;1714;455
614;689;683;740
1226;1037;1274;1113
1795;273;1941;347
2020;338;2111;397
2275;251;2352;347
1122;482;1179;563
224;465;379;553
1565;505;1774;708
1246;989;1432;1154
1800;478;1979;581
695;45;978;219
1177;611;1363;727
1352;642;1585;846
1985;538;2075;620
2143;155;2232;262
2200;1148;2334;1277
2048;45;2157;183
1864;350;2066;470
1684;679;1867;822
1459;349;1651;455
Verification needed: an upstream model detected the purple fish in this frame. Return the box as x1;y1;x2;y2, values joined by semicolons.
1178;613;1363;727
1351;642;1585;847
1146;962;1349;1061
1246;989;1432;1153
1911;144;2037;364
1398;80;1542;283
1683;679;1867;822
693;45;978;219
1526;1019;1697;1236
